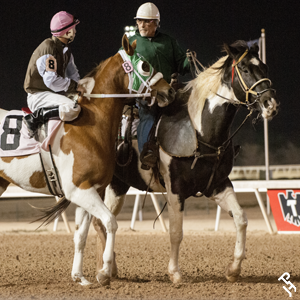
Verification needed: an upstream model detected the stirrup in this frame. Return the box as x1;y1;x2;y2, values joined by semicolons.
141;163;151;170
140;150;158;170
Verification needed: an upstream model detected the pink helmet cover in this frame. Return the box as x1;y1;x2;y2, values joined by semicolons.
50;11;79;37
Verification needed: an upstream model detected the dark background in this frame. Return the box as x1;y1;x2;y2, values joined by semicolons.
1;0;299;165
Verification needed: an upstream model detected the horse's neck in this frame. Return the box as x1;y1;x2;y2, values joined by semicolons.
80;98;124;141
188;84;238;144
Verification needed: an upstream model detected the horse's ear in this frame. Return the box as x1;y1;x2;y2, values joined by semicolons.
122;34;135;56
131;39;137;50
249;43;259;57
223;43;240;58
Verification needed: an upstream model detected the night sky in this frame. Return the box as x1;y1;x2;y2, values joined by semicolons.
1;0;299;165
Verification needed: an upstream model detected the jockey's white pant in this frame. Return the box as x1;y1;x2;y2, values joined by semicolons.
27;91;81;122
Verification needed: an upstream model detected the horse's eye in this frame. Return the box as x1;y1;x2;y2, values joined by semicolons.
239;67;249;74
137;60;150;76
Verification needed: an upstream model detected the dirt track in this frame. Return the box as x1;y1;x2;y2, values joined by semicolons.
0;228;299;300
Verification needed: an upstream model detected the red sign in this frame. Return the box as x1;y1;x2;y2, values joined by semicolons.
268;190;300;233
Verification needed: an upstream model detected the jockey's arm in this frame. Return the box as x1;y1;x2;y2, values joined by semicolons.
36;54;78;93
65;54;80;82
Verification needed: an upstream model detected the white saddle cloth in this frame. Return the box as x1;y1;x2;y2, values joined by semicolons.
0;110;61;157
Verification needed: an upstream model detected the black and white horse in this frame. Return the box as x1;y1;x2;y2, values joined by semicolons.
73;40;279;285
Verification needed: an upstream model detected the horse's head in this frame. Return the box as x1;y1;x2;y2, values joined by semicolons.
224;40;278;120
121;34;175;107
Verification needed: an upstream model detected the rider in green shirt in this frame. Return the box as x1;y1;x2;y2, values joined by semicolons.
129;2;191;170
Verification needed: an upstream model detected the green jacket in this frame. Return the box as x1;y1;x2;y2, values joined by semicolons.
129;30;190;84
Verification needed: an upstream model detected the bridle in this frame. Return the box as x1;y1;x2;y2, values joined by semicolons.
232;49;274;106
191;49;276;195
83;50;163;106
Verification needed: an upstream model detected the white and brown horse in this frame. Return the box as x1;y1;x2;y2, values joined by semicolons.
0;35;175;285
79;40;278;285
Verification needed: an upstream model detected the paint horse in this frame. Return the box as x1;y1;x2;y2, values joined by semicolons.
85;40;279;284
0;34;175;286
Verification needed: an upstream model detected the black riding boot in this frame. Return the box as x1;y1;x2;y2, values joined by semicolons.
140;139;159;170
23;106;60;138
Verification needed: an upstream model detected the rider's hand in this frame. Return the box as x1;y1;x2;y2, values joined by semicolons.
77;84;86;96
186;49;197;61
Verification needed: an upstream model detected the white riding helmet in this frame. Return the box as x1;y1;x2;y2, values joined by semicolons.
134;2;160;21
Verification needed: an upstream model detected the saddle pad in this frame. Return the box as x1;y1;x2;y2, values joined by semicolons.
0;110;61;157
157;106;197;157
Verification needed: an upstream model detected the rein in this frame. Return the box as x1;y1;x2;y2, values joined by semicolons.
187;50;205;77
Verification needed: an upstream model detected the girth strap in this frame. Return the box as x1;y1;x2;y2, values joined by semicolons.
39;145;64;198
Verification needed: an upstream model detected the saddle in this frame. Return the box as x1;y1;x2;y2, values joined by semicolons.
156;89;197;157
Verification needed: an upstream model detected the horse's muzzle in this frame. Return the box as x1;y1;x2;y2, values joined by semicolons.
156;87;176;107
260;91;279;120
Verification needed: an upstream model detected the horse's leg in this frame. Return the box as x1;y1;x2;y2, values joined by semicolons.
159;152;184;283
71;207;92;285
167;191;184;284
93;182;128;278
212;183;248;282
70;187;118;286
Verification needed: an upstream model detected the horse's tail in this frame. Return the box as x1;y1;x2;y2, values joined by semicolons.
30;196;71;229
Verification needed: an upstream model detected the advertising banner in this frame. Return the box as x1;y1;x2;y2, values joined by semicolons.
268;190;300;233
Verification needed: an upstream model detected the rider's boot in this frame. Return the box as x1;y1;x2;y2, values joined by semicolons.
140;139;159;170
23;106;60;138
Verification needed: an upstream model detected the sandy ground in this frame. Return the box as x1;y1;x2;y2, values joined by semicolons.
0;194;299;300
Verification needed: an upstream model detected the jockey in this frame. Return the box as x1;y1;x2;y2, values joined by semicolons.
23;11;81;137
129;2;191;169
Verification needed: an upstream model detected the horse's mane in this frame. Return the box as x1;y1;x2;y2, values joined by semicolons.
182;55;228;129
78;58;113;98
84;57;111;78
225;40;249;52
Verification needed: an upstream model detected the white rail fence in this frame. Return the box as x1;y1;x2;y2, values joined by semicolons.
229;165;300;180
1;165;300;234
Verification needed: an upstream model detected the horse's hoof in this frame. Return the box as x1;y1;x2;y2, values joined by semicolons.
96;272;111;286
169;272;182;284
112;266;118;278
72;274;92;286
112;256;118;278
225;263;241;283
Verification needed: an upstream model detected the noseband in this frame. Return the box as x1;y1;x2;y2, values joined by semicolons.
232;49;274;106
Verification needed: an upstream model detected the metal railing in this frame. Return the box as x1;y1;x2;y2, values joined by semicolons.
230;165;300;180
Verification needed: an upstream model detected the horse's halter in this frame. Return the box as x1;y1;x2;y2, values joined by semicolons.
232;49;273;106
83;50;163;105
